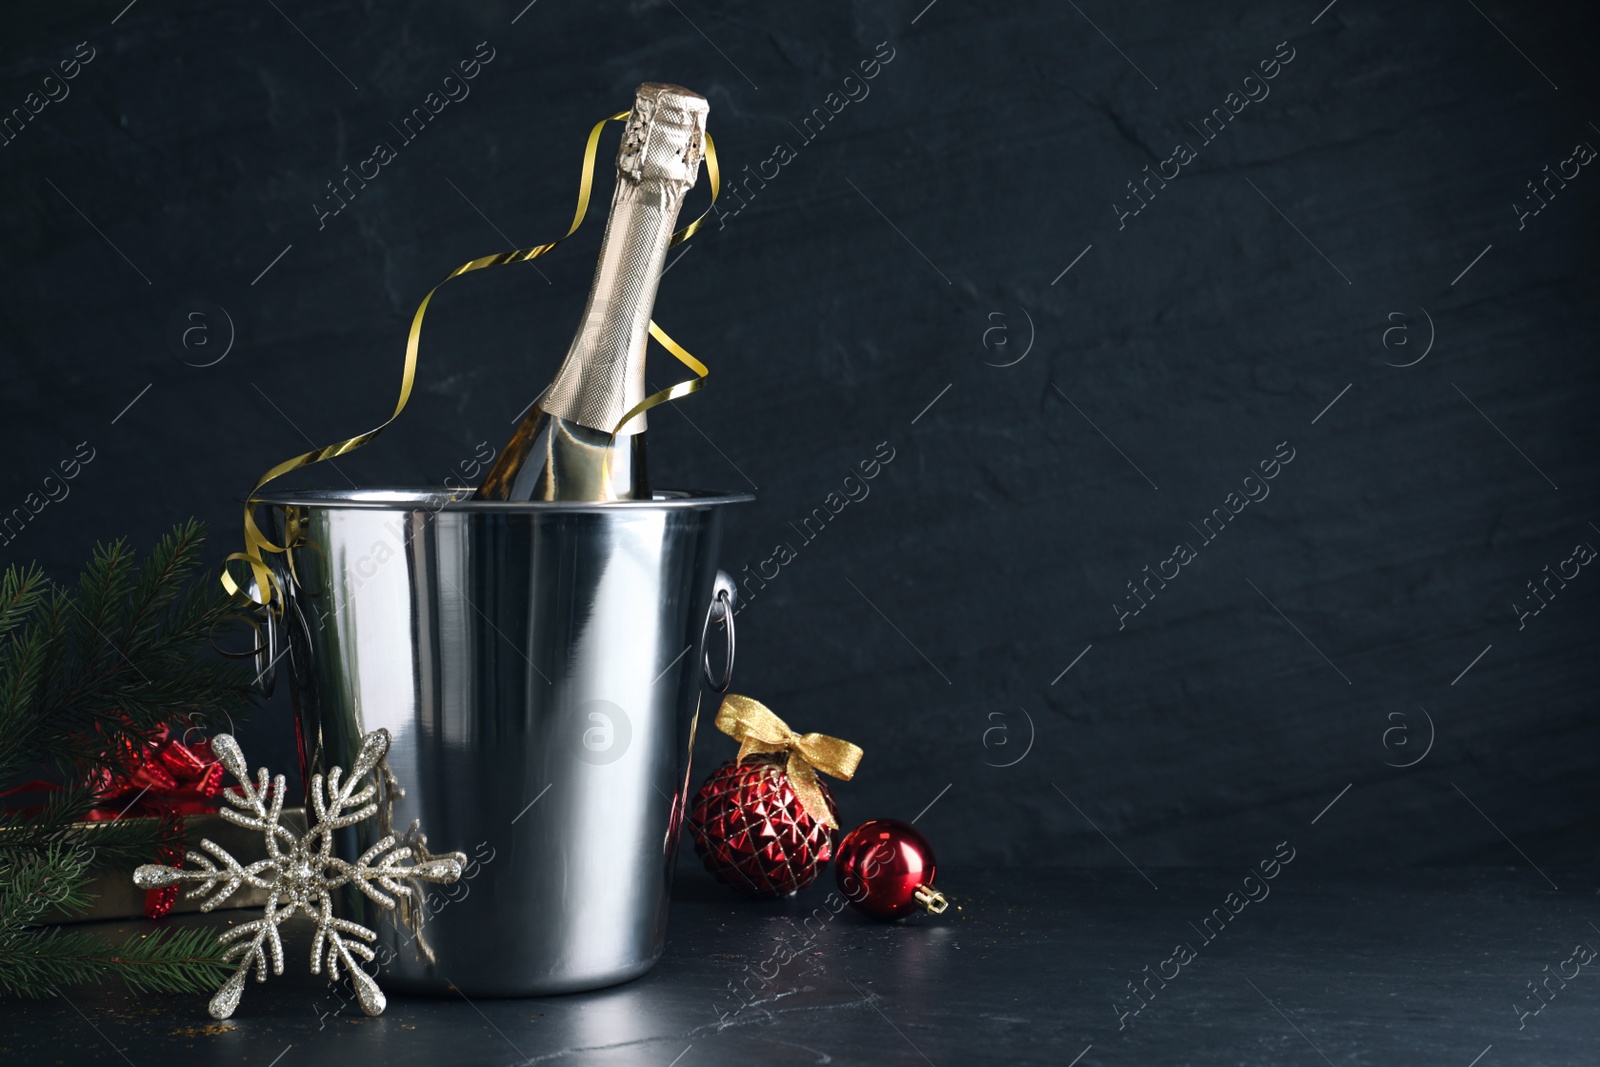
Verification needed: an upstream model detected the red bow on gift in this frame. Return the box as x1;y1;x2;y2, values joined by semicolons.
86;725;226;919
82;724;225;821
2;725;227;919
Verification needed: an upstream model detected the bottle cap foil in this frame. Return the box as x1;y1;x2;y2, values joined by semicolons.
617;83;708;195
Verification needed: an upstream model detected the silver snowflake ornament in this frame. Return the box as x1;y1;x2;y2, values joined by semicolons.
134;728;463;1020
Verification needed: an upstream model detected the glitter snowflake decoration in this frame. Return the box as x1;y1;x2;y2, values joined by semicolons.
134;728;463;1020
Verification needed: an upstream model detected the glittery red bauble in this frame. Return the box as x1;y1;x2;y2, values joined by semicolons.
834;818;948;920
689;753;836;898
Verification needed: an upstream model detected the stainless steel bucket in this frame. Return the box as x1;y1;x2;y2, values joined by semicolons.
253;487;750;995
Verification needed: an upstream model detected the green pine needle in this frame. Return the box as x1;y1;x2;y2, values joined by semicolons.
0;521;260;1000
0;926;233;997
0;842;97;933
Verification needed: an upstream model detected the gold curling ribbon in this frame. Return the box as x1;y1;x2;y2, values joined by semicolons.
714;694;863;830
223;111;722;607
600;126;721;468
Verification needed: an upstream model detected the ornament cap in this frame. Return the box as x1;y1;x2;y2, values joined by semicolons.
912;884;948;915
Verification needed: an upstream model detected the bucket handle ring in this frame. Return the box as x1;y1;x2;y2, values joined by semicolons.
213;571;284;698
248;570;291;699
701;571;737;693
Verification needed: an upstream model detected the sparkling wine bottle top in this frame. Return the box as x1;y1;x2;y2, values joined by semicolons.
473;83;708;502
539;83;709;438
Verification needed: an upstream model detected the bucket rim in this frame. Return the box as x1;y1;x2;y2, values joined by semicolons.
247;487;755;511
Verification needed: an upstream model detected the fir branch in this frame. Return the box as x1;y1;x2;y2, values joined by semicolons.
0;842;96;936
0;782;104;855
0;563;48;643
123;520;206;651
71;539;137;686
0;794;172;873
0;522;257;783
0;522;262;1000
0;580;56;784
0;926;233;997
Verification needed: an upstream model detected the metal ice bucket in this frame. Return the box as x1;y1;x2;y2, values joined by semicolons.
252;487;750;995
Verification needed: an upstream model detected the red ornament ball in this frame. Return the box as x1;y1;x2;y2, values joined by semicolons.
834;818;948;920
689;753;837;898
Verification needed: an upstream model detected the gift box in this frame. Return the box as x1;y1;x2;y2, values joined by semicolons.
8;724;306;922
46;807;309;922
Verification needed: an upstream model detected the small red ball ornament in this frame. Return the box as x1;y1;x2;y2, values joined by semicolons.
689;753;837;898
834;819;949;920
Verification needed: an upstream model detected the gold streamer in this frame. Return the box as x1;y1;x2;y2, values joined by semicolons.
224;112;721;607
713;694;864;830
596;128;720;492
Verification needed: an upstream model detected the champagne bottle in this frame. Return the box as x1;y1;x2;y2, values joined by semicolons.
475;83;710;501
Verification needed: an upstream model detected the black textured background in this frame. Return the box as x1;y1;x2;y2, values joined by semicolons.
1;0;1595;874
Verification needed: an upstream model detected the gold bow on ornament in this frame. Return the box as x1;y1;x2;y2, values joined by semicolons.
714;694;863;830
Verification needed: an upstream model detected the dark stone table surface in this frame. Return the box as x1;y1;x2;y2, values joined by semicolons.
3;865;1597;1066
